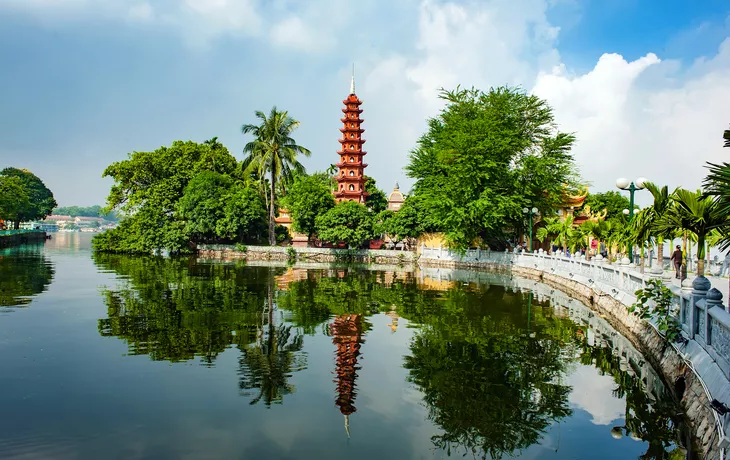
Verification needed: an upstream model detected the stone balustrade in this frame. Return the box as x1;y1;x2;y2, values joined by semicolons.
420;245;730;455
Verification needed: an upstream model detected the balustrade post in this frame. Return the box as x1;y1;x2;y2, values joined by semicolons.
689;277;711;339
705;288;723;346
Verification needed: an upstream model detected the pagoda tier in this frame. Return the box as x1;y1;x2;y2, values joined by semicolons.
334;75;369;203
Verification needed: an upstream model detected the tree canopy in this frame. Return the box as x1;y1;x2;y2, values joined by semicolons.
315;200;374;248
583;191;631;221
364;177;388;213
0;168;56;228
406;86;578;250
93;140;243;254
283;173;335;239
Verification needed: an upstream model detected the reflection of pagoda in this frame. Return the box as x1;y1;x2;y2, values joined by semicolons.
334;71;369;203
386;308;400;333
330;314;365;435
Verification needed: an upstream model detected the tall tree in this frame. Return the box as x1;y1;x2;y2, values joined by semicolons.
284;173;335;240
0;168;56;228
0;176;30;227
94;140;238;254
241;107;311;245
631;182;672;269
364;177;388;213
656;189;724;276
583;191;632;221
315;201;374;248
406;86;577;250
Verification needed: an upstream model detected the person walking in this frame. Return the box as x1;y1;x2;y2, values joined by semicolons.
720;252;730;277
670;245;683;279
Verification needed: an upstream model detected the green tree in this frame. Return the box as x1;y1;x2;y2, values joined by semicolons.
656;189;724;276
94;140;238;254
630;182;672;269
315;201;374;248
0;176;30;225
406;86;577;250
217;185;268;243
583;191;631;221
380;198;422;247
284;173;335;239
0;168;57;228
364;177;388;213
241;107;311;246
536;215;575;252
178;171;234;241
0;246;55;307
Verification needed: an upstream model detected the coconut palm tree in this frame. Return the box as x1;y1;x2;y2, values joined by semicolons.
536;215;575;253
242;107;311;245
640;182;672;269
655;189;724;277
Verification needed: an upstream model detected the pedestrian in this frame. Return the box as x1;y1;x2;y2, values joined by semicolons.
720;252;730;277
670;245;683;279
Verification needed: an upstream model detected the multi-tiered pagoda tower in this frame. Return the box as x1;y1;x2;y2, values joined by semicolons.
334;74;369;203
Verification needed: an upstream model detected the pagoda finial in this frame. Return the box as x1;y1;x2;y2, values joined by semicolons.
394;182;399;190
350;63;355;95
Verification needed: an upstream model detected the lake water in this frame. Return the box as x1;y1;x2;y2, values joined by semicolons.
0;234;694;459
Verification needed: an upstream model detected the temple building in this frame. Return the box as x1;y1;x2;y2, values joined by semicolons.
330;313;365;436
334;75;369;203
387;183;405;211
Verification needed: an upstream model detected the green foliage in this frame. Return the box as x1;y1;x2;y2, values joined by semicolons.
286;246;297;263
93;140;240;254
235;243;248;253
0;168;56;227
724;125;730;148
656;188;724;275
284;173;335;238
406;86;577;249
364;177;388;213
630;279;682;343
315;201;374;248
275;224;290;244
242;106;311;245
216;184;268;242
53;205;117;220
178;171;234;239
0;176;30;224
584;191;631;221
378;197;423;243
536;215;575;251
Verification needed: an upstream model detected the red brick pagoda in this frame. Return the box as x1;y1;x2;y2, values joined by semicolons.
334;74;369;203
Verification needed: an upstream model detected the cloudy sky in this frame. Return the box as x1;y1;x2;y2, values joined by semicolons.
1;0;729;207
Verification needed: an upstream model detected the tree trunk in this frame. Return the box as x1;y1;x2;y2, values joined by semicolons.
697;234;706;277
14;220;20;230
656;239;664;271
269;170;276;246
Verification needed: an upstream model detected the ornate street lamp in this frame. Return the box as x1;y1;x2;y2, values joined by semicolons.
616;177;647;263
522;207;538;252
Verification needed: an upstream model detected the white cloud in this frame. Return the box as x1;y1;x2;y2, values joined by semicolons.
2;0;730;204
568;365;626;425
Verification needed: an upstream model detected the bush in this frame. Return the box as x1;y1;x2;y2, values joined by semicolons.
235;243;248;253
629;279;682;343
286;246;297;263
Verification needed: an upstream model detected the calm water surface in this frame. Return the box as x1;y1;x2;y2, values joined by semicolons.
0;234;692;459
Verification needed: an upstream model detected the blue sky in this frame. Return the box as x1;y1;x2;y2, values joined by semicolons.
1;0;729;207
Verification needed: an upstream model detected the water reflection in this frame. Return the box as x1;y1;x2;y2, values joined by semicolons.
91;257;692;459
0;244;54;307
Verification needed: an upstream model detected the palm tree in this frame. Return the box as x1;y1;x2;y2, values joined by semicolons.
640;182;672;269
242;107;311;245
655;189;724;277
536;215;575;253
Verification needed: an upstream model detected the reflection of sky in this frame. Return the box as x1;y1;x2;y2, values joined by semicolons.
0;245;666;460
568;365;626;425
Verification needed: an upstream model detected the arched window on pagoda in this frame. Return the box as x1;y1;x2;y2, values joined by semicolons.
349;184;355;191
350;145;354;150
349;171;355;176
349;156;354;162
350;134;354;138
341;171;345;176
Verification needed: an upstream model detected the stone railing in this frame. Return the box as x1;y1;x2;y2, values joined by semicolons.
420;246;730;452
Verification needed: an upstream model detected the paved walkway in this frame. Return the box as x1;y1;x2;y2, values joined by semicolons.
666;273;730;301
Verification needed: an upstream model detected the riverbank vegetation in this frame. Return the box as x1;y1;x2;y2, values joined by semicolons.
0;168;56;229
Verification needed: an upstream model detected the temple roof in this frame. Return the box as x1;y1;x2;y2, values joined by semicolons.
561;185;588;207
388;183;405;204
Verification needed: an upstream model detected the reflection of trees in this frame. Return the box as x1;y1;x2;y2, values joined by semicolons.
580;343;691;459
0;245;54;307
238;273;306;406
403;289;577;460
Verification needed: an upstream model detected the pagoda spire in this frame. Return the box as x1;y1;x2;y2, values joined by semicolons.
350;64;355;95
